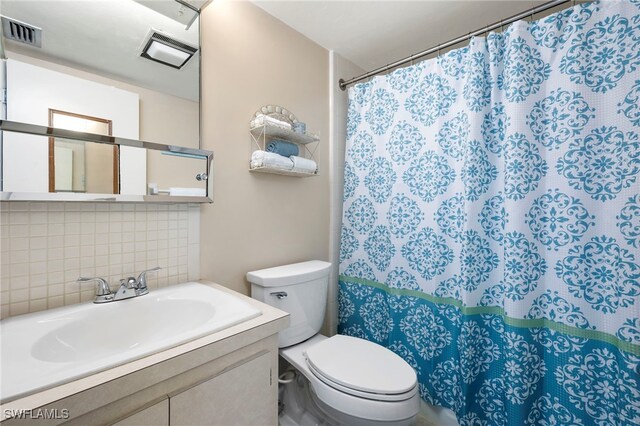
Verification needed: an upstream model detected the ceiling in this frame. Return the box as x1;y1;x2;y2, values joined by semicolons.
2;0;201;101
252;1;547;72
2;0;550;99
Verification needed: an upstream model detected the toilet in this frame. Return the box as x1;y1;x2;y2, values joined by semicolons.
248;260;420;426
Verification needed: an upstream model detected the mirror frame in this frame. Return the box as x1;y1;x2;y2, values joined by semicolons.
48;109;117;194
0;120;213;203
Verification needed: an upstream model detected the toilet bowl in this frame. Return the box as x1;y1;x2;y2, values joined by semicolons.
248;261;420;425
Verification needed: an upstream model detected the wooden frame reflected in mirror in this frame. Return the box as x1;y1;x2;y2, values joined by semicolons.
48;109;118;194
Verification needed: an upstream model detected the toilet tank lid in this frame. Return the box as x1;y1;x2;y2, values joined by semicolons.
247;260;331;287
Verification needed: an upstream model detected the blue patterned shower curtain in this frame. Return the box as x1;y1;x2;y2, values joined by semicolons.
338;1;640;424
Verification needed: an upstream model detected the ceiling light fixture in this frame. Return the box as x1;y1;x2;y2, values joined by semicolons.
139;29;197;70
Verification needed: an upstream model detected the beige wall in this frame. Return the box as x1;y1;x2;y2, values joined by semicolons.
199;0;330;295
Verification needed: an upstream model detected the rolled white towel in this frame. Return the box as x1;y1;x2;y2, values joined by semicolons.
251;150;294;170
169;187;206;196
291;156;317;174
251;114;292;130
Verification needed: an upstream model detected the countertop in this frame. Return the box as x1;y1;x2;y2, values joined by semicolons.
0;280;289;420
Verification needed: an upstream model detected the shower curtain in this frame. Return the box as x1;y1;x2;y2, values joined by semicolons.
339;1;640;424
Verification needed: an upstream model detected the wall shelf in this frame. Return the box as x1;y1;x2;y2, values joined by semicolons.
248;105;319;177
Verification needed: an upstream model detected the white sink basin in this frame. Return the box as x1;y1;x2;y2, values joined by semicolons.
1;283;261;402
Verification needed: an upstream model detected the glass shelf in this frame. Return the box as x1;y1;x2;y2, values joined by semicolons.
249;165;317;177
249;123;319;145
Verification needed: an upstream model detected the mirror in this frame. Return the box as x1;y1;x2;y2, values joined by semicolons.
0;0;209;201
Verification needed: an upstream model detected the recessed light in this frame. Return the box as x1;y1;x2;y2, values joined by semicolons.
139;29;197;69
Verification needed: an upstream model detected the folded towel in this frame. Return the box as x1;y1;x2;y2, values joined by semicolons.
169;187;206;197
251;114;292;130
251;150;294;171
266;140;299;157
291;156;317;174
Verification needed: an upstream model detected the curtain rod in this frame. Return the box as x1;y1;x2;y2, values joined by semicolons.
339;0;572;91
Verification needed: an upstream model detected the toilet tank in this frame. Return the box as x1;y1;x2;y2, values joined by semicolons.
247;260;331;348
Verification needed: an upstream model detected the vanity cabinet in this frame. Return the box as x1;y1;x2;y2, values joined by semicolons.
111;352;274;426
98;341;276;426
170;352;273;426
11;339;279;426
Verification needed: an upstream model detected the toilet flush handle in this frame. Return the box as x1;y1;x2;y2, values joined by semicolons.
270;291;288;299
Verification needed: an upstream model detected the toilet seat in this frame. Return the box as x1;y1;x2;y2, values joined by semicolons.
307;361;417;402
304;335;418;402
281;334;421;424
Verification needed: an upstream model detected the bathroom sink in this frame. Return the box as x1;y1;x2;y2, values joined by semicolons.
1;283;261;402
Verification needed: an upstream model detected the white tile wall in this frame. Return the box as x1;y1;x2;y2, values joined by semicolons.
0;202;201;319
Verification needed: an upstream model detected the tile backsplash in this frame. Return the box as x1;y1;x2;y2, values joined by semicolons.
0;202;200;319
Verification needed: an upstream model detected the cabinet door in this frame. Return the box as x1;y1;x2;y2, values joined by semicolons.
170;352;275;426
112;398;169;426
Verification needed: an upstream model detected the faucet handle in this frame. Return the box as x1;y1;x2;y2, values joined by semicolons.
77;277;113;303
136;267;161;294
120;277;137;289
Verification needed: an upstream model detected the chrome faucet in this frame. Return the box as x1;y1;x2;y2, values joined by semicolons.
78;267;161;304
77;277;113;303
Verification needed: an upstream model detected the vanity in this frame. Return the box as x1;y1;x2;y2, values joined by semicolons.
0;282;289;425
0;2;291;424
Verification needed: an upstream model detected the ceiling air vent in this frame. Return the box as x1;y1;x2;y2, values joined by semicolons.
1;16;42;48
